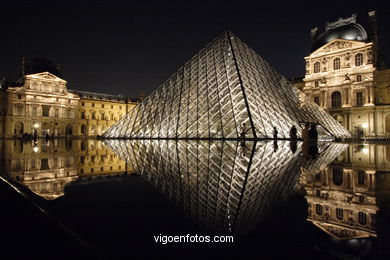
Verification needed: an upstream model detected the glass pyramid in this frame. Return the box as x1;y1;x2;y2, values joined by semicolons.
103;31;350;139
104;139;348;236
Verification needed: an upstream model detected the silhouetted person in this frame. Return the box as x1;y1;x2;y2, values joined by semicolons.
290;141;297;154
308;124;318;141
45;133;50;141
273;127;278;140
309;143;318;159
289;125;297;140
302;123;309;142
273;140;278;152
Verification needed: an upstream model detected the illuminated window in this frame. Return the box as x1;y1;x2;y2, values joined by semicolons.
356;75;362;82
66;109;72;118
315;204;322;215
358;212;367;225
336;208;343;220
355;53;363;66
314;62;320;73
333;57;340;70
331;91;342;108
356;92;363;106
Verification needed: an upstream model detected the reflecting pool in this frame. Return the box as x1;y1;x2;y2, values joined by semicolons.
1;139;389;259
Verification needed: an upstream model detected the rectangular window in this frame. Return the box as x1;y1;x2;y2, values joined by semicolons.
55;109;59;118
336;208;343;220
42;105;50;117
358;170;365;185
356;92;363;106
314;96;320;105
41;158;50;170
32;107;37;116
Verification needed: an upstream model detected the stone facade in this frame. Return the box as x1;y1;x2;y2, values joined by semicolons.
300;143;390;240
298;12;390;137
0;71;137;138
1;139;132;200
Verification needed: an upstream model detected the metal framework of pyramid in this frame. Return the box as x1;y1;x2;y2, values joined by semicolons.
104;139;348;236
103;31;350;139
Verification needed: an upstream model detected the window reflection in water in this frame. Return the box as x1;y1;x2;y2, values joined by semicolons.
300;143;390;258
0;139;132;200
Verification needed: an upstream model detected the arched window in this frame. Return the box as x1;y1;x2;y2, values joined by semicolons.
91;111;96;120
81;124;86;135
333;57;340;70
331;91;342;108
332;167;343;185
314;62;320;73
355;53;363;66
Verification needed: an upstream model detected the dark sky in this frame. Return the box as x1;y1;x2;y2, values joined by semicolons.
1;0;389;98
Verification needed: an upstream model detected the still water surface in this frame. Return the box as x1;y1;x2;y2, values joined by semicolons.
1;139;389;259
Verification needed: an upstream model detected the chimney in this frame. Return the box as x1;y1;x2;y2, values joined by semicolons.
310;27;318;41
368;10;378;66
21;57;26;75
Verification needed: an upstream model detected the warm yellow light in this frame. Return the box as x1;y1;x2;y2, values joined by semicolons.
362;148;369;154
33;123;39;128
362;123;368;128
33;146;39;153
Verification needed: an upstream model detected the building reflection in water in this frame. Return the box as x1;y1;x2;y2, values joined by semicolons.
105;139;347;236
300;143;390;258
0;139;131;200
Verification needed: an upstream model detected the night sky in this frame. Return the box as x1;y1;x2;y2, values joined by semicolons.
1;0;389;98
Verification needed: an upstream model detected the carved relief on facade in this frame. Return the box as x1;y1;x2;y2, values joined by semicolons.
322;41;353;53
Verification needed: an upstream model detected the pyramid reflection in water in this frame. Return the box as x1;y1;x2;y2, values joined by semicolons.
104;31;350;139
105;139;348;236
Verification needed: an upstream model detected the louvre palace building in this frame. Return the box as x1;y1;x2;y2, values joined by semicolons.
0;59;137;138
295;11;390;138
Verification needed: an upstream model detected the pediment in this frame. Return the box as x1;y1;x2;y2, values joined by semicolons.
26;72;66;82
311;39;369;56
312;221;376;240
